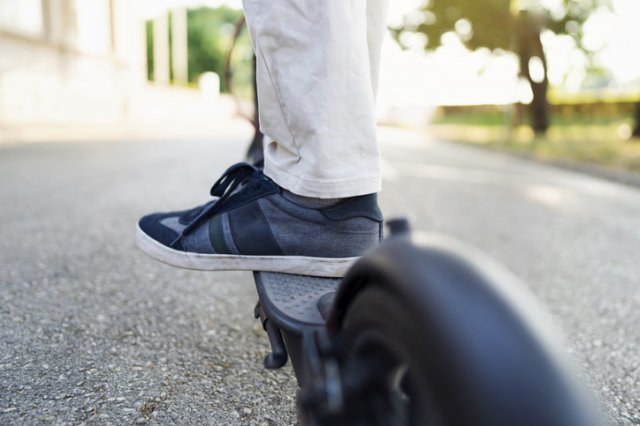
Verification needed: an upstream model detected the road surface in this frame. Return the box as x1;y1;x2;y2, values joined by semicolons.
1;127;638;424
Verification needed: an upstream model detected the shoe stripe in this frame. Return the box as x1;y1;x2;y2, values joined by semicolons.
222;212;241;255
228;202;285;256
208;214;232;255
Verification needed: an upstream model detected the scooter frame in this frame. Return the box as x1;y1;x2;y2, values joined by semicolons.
251;220;593;425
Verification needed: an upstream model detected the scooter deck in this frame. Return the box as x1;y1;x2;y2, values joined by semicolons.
253;272;340;332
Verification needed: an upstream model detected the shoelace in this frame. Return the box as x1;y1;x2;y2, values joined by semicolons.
170;162;262;248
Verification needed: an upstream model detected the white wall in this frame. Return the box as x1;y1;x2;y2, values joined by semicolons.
0;0;147;126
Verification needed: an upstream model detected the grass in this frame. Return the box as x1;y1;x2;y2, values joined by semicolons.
428;111;640;173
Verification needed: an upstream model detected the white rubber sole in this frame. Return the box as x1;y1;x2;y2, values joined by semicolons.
136;224;357;278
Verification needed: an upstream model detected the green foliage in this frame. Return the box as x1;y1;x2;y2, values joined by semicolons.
394;0;609;54
145;20;154;81
186;6;253;93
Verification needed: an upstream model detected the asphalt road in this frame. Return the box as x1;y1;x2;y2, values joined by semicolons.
1;127;639;425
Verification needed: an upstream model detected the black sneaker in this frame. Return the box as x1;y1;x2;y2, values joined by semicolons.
136;162;383;277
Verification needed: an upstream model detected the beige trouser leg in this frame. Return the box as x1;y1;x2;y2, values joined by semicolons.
242;0;389;198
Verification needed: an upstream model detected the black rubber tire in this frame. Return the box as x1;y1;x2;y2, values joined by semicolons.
341;285;445;426
339;284;592;426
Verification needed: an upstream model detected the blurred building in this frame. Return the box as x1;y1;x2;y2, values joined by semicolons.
0;0;207;136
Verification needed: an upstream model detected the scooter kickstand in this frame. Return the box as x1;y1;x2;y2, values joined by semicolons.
254;301;288;369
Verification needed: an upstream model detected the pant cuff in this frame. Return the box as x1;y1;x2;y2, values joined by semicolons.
264;161;381;198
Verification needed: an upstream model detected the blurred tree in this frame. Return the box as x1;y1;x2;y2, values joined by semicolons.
145;7;253;93
394;0;608;134
633;103;640;138
186;6;252;92
146;20;154;81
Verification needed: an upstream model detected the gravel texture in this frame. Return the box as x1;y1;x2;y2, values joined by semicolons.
1;128;639;425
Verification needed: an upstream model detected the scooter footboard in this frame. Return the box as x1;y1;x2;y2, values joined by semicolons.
253;272;340;383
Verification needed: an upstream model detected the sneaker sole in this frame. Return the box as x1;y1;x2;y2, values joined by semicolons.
136;224;358;278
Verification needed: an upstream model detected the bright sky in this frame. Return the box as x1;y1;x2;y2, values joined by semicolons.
140;0;640;107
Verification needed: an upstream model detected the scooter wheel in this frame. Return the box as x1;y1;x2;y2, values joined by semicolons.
339;284;443;426
338;282;592;426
